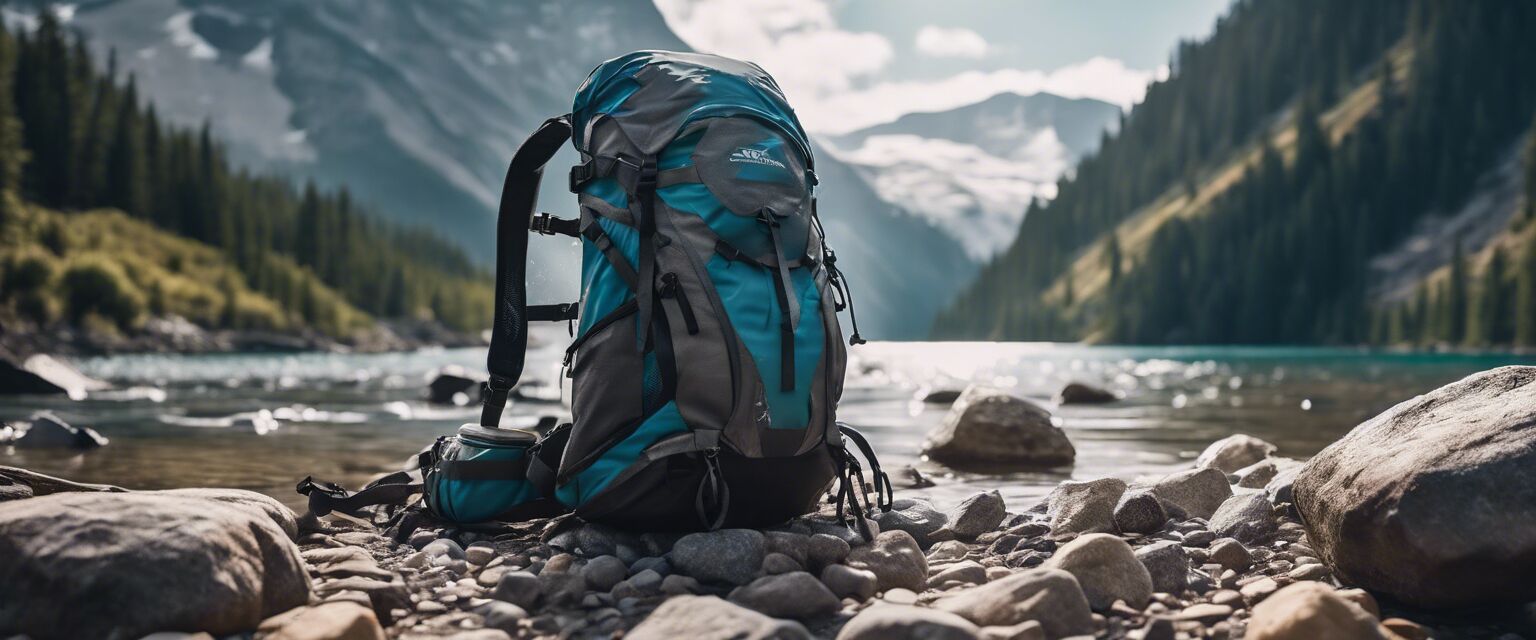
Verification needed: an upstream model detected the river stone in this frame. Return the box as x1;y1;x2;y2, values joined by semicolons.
1149;467;1232;520
927;561;988;589
1045;477;1126;535
491;571;541;608
1057;382;1116;404
627;595;811;640
670;529;765;586
256;601;385;640
807;533;850;569
1246;582;1386;640
1042;533;1153;610
1113;489;1168;534
15;411;109;449
729;571;840;620
845;530;928;592
0;490;310;639
1207;539;1252;571
821;564;877;601
762;552;801;574
584;555;628;591
932;568;1093;638
1196;434;1277;473
922;385;1075;469
1265;464;1302;506
1134;541;1189;595
836;605;981;640
1295;366;1536;608
765;531;811;567
1209;493;1278;544
1234;459;1278;488
949;491;1006;539
874;498;950;548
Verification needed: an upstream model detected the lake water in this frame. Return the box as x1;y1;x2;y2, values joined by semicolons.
5;328;1534;513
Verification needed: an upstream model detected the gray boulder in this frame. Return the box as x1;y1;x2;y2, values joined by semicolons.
670;529;765;586
845;530;928;592
932;568;1093;638
1208;493;1278;544
1195;434;1277;473
1042;533;1153;611
0;490;309;639
1149;468;1232;520
820;564;877;601
1294;366;1536;608
627;595;811;640
1265;464;1303;506
922;385;1075;470
729;572;840;620
1134;541;1189;595
948;490;1006;539
1044;478;1126;535
0;352;109;398
15;411;108;449
874;498;950;548
1056;382;1116;404
1113;489;1168;534
836;605;981;640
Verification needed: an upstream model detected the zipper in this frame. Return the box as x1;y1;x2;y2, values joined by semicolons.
562;298;639;373
660;273;700;335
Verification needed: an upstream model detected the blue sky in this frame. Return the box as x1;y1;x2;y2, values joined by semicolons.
655;0;1232;133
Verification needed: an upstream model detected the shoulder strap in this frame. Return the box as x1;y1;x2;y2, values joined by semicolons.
483;115;574;427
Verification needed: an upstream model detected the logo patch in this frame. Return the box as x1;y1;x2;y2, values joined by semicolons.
729;146;787;169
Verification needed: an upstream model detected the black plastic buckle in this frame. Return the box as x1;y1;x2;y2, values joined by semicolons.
568;164;590;193
295;476;347;499
531;212;557;235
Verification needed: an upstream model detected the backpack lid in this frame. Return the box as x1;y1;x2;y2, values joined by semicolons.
571;50;812;164
456;424;538;447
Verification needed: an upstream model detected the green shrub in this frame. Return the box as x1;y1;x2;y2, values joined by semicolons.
2;247;59;294
59;255;146;329
13;290;58;325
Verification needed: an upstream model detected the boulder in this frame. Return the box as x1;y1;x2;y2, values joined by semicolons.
1234;459;1278;488
0;465;125;499
1206;538;1252;572
922;388;965;405
1149;468;1232;520
1056;382;1116;405
1208;493;1278;544
1113;489;1168;534
0;490;310;639
1134;541;1189;595
845;530;928;592
1265;465;1302;507
627;595;811;640
426;365;483;404
820;564;877;601
729;572;840;620
670;529;765;586
836;605;981;640
874;498;950;548
948;491;1006;539
932;568;1093;638
1246;582;1386;640
0;351;109;398
256;601;386;640
1195;434;1277;473
1042;533;1153;610
922;385;1075;470
1294;366;1536;608
14;411;108;449
1044;478;1126;535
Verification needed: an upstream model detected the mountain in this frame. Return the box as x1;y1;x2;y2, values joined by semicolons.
49;0;973;339
936;0;1536;348
827;92;1122;259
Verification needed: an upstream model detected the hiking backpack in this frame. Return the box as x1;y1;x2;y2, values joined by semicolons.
302;50;890;533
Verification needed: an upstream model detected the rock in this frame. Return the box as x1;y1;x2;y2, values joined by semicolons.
1247;582;1386;640
1056;382;1116;404
1240;577;1280;604
1042;533;1153;610
157;487;301;540
1265;465;1302;506
922;388;965;405
15;411;108;449
313;577;410;622
491;571;541;609
874;498;950;548
1209;492;1278;545
256;601;385;640
626;595;811;640
661;574;701;596
1113;489;1168;534
1169;603;1233;622
1207;538;1252;571
882;588;919;604
949;491;1006;539
764;531;810;567
1149;468;1232;520
427;366;483;404
0;490;310;639
978;620;1044;640
762;552;801;574
670;529;765;586
807;533;851;569
1195;434;1277;473
584;554;628;591
922;385;1075;469
465;543;496;566
820;564;878;601
475;601;528;633
1294;366;1536;608
1381;618;1431;640
927;561;988;589
1134;541;1189;595
932;568;1094;638
0;352;109;398
845;530;928;592
898;465;937;489
836;605;981;640
1288;563;1331;581
1181;530;1216;547
1137;618;1176;640
1044;478;1126;535
928;540;970;563
729;571;840;620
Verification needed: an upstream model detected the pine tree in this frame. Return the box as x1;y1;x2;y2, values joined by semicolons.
1448;238;1468;344
1105;232;1122;289
0;26;25;198
1518;239;1536;346
105;76;145;216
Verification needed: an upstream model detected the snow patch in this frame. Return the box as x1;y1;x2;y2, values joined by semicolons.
242;37;273;73
165;12;217;60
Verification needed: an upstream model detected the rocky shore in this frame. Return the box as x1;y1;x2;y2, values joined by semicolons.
3;367;1536;639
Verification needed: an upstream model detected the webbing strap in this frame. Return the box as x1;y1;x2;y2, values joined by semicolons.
437;458;530;482
485;115;572;427
633;160;659;353
297;471;422;518
761;209;799;392
527;303;579;322
581;222;639;289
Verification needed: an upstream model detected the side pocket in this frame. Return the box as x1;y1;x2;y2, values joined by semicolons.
564;301;646;479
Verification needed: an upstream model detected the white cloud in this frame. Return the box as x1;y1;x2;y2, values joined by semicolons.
914;26;988;59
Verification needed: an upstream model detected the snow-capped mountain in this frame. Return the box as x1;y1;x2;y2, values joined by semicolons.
32;0;974;338
828;92;1123;259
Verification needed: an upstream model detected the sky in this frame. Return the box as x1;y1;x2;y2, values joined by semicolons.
653;0;1232;134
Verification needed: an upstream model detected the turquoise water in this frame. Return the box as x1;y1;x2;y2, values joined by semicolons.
4;327;1533;512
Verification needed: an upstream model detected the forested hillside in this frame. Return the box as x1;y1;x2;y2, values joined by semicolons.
0;13;492;340
937;0;1536;348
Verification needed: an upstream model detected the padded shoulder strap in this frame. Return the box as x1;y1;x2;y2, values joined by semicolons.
484;115;573;427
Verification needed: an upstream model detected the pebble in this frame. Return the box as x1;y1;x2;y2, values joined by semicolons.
475;601;527;632
1207;539;1252;571
1135;541;1189;595
806;533;851;570
1182;530;1217;547
882;588;919;604
1043;533;1153;610
660;574;701;596
845;530;929;592
927;540;970;563
1210;589;1244;607
1240;577;1280;604
728;571;840;620
1114;489;1169;535
948;491;1007;539
465;543;495;567
762;552;802;574
1287;563;1330;581
670;529;765;586
491;571;540;609
582;555;628;591
422;538;465;560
